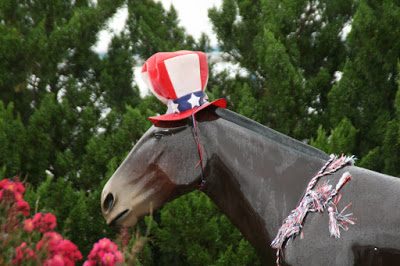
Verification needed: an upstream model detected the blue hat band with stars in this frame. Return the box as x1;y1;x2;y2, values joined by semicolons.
166;91;208;114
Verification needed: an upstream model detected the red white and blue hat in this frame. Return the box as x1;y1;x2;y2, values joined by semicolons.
141;50;227;123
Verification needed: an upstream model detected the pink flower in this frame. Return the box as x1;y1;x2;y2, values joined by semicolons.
0;179;26;204
84;238;123;266
36;232;63;252
0;179;30;216
16;200;30;216
23;218;35;232
0;180;85;265
38;213;57;233
13;242;27;263
44;254;65;266
30;212;57;233
0;178;8;188
37;232;82;265
114;250;123;262
101;252;116;266
56;239;83;261
83;260;96;266
12;242;36;265
0;178;25;195
32;212;42;222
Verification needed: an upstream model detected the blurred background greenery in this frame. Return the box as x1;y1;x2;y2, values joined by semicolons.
0;0;399;264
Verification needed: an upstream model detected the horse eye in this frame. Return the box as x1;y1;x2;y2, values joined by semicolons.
153;127;184;139
154;132;164;139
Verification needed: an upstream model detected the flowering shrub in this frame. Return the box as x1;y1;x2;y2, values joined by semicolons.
12;242;36;265
0;178;144;266
0;178;30;218
83;238;123;266
24;212;57;233
37;232;83;265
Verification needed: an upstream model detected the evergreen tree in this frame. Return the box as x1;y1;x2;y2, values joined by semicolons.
0;0;126;120
209;0;355;138
380;65;400;176
210;0;400;178
0;102;26;176
127;0;196;59
311;117;357;154
99;33;140;112
152;192;260;265
328;0;400;157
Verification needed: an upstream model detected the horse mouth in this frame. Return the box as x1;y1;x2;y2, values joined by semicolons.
109;209;130;226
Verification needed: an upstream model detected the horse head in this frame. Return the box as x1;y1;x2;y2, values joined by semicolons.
101;118;205;227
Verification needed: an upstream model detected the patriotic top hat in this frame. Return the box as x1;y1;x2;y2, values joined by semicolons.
141;50;227;123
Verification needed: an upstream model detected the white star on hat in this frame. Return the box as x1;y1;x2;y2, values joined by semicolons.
167;101;180;114
171;102;180;113
187;93;201;108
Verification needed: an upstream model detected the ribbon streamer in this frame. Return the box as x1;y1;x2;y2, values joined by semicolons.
271;154;356;266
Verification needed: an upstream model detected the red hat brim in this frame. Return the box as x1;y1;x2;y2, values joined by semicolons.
148;98;227;124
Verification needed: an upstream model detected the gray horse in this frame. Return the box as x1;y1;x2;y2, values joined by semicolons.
101;107;400;265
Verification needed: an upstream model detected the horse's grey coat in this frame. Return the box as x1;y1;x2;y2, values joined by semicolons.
102;108;400;265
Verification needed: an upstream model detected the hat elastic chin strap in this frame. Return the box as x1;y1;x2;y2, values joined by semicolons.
166;91;209;114
189;113;207;190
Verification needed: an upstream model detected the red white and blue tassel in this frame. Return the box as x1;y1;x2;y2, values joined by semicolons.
271;154;356;266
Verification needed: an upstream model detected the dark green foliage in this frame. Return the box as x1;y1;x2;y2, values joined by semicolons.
152;192;260;265
380;66;400;176
311;117;357;155
328;0;400;156
210;0;400;175
100;33;140;112
127;0;196;59
2;0;400;264
80;105;151;188
0;102;26;176
0;0;125;121
209;0;355;138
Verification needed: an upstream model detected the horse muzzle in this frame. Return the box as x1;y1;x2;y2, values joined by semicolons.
101;184;139;227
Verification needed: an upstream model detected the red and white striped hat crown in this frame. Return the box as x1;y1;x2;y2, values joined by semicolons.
141;50;226;123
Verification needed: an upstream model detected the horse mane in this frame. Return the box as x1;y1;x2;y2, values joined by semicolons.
215;108;329;160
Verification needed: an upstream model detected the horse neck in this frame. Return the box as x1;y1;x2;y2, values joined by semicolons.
199;116;327;255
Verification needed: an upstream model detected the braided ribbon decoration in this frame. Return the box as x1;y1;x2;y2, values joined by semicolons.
271;154;356;266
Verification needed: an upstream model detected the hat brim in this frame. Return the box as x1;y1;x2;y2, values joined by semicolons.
148;98;227;124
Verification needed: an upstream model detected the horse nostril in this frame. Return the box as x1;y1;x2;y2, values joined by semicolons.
103;193;114;212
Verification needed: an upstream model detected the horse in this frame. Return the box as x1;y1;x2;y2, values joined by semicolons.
101;107;400;265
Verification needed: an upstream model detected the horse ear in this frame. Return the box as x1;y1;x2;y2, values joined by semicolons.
189;107;221;123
